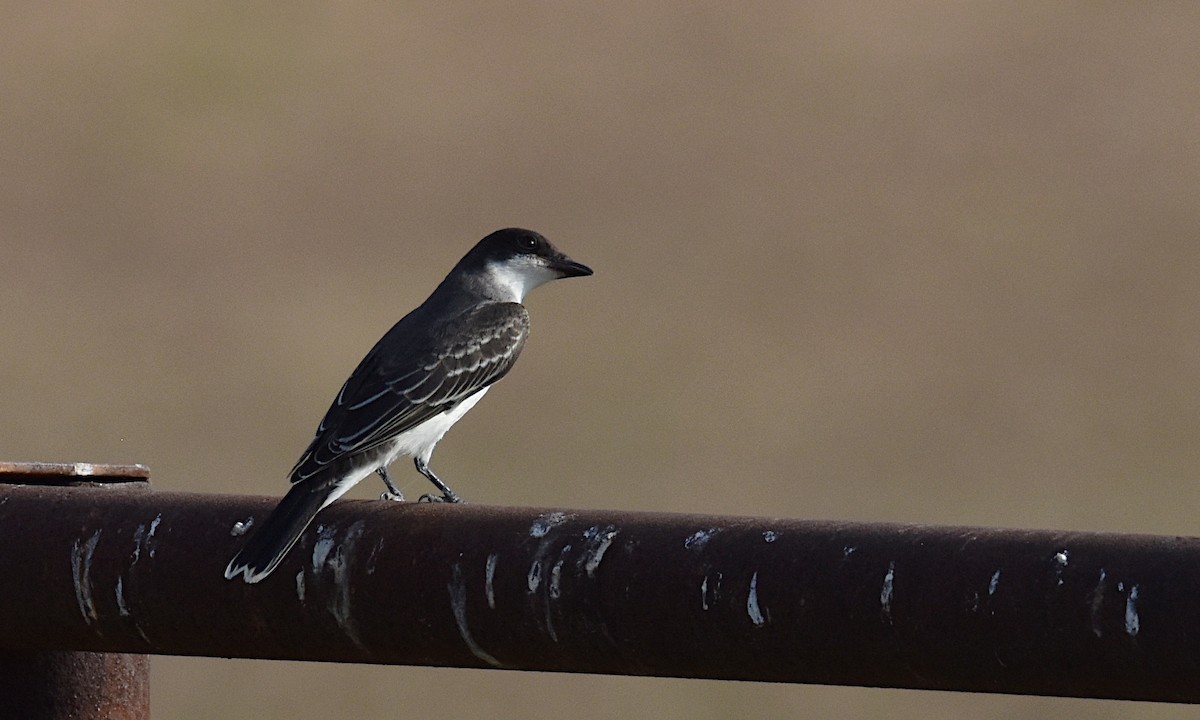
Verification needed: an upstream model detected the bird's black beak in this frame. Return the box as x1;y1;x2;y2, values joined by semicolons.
549;254;593;278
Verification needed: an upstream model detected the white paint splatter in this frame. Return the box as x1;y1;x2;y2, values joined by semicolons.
485;553;498;609
880;562;895;623
1053;550;1069;586
73;462;95;476
1089;569;1107;637
131;525;146;564
295;571;306;603
988;569;1001;597
1125;585;1140;637
132;516;163;563
114;575;151;644
527;560;542;593
310;522;367;649
526;515;577;642
364;538;384;576
842;545;856;558
746;571;767;627
71;530;102;631
684;528;720;551
311;525;336;570
701;571;722;611
581;525;618;578
115;576;130;617
549;546;570;600
525;550;560;643
530;512;570;538
763;531;779;543
146;515;162;558
448;563;504;668
230;518;253;536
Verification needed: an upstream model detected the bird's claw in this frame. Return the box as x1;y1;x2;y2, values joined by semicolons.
380;491;405;502
418;492;462;504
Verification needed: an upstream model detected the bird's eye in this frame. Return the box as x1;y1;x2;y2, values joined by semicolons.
517;236;539;252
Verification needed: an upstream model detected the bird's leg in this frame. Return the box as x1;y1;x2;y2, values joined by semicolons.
414;457;462;503
377;466;404;502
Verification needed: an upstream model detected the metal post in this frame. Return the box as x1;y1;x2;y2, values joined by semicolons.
0;463;150;720
0;651;148;720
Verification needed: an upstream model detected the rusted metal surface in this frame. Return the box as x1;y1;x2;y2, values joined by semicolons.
0;651;149;720
0;463;150;720
1;479;1200;703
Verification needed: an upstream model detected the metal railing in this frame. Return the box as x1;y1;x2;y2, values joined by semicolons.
3;462;1200;719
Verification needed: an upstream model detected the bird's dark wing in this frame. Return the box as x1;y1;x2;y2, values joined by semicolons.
288;302;530;483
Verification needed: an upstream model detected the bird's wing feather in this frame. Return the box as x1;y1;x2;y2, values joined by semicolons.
288;302;529;483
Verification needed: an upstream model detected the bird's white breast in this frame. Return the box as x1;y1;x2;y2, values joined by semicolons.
317;373;491;511
385;387;490;464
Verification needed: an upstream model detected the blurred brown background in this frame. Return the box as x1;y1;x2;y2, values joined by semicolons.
3;2;1200;718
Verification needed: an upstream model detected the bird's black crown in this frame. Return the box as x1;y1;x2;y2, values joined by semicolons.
458;228;592;278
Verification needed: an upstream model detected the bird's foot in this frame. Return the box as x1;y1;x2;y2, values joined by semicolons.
380;490;405;502
418;491;462;504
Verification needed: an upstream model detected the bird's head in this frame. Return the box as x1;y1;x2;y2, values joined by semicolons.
461;228;593;303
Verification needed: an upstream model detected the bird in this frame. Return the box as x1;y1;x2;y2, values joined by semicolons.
225;228;592;583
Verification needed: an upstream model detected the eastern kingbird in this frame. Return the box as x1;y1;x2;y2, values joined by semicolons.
225;228;592;583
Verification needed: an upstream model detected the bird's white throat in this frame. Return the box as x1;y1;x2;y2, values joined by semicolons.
484;257;560;303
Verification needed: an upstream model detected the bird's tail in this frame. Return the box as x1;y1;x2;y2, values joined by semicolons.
224;481;335;583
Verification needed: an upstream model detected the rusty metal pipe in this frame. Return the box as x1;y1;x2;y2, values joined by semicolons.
1;479;1199;703
0;463;151;720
